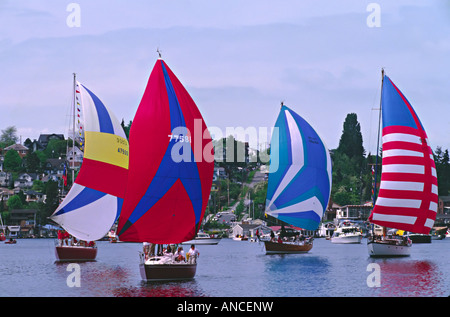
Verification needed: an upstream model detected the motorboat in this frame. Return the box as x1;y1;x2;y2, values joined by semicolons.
330;221;362;244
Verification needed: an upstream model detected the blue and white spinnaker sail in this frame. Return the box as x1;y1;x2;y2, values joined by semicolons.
265;105;332;230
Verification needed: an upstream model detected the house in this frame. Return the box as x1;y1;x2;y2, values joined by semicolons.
14;173;38;189
0;187;16;204
24;190;46;203
438;196;450;214
8;209;38;237
34;134;65;151
214;167;227;179
335;204;372;221
3;144;29;158
231;223;271;239
44;158;65;176
0;172;12;187
66;146;83;169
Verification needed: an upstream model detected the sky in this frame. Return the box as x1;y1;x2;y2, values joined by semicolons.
0;0;449;155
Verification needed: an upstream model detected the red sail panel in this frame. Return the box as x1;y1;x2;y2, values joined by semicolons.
117;59;214;243
369;75;438;234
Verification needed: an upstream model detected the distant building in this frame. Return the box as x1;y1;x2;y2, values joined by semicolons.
0;172;12;187
3;144;29;158
335;204;372;221
67;146;83;169
14;173;39;189
33;134;65;151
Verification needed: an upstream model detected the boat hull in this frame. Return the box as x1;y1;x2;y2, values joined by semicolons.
331;235;362;244
181;238;221;245
367;241;411;257
409;234;431;243
264;240;313;254
55;246;97;261
140;263;197;281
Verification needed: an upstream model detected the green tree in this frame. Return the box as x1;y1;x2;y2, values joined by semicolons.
41;180;59;222
337;113;365;168
121;119;132;139
435;146;450;195
7;195;23;210
24;151;42;173
331;113;369;206
3;149;22;172
0;126;18;146
44;139;68;159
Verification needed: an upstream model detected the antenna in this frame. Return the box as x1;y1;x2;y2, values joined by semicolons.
157;48;162;59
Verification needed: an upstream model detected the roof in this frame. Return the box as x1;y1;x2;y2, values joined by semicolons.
4;144;29;151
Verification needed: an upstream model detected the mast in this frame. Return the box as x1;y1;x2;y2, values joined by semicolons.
372;68;384;206
72;73;76;186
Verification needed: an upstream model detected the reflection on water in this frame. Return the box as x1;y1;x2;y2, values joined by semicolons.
0;238;449;296
263;254;331;296
113;280;206;297
369;259;445;297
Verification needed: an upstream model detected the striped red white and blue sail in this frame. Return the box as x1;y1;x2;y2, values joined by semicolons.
117;59;214;244
265;105;332;230
50;81;129;241
369;75;438;234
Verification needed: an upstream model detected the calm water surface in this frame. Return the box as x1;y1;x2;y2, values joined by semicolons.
0;237;448;297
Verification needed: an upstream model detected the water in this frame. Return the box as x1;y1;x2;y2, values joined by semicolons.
0;237;449;297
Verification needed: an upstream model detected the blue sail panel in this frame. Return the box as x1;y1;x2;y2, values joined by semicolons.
265;105;332;230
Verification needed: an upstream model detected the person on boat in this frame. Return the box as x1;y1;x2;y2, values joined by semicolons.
62;230;70;246
280;224;287;239
270;231;275;242
277;236;283;244
57;230;63;246
143;242;150;259
187;244;200;264
175;246;186;262
255;229;260;242
88;241;95;247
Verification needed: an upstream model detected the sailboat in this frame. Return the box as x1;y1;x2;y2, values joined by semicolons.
50;75;129;261
117;57;214;281
264;104;332;254
367;70;438;257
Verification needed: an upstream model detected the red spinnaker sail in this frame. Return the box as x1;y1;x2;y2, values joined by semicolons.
117;59;214;243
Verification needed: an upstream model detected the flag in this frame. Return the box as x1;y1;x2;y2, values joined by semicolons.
62;163;68;186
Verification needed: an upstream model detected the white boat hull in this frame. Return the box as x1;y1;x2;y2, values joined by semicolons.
181;238;221;245
367;241;411;257
331;234;362;244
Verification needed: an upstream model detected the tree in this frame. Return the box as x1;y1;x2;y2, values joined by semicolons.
7;195;23;210
3;149;22;172
41;180;59;222
24;151;42;173
0;126;18;146
435;147;450;195
121;119;132;139
331;113;369;206
337;113;365;167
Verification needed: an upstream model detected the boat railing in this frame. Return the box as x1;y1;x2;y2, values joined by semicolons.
54;238;97;248
139;251;197;265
